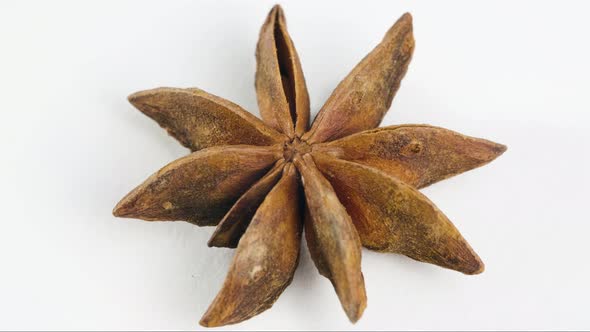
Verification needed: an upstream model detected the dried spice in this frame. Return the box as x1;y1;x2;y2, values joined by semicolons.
113;5;506;327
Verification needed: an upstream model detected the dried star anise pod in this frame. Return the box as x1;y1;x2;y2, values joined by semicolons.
113;5;506;327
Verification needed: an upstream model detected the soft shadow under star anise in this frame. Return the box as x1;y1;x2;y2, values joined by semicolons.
113;5;506;328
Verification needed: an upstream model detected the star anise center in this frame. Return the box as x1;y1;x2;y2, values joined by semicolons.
282;137;312;162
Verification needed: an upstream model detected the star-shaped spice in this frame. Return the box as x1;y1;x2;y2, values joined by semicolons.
113;5;506;327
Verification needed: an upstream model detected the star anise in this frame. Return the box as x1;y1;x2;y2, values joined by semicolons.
113;5;506;327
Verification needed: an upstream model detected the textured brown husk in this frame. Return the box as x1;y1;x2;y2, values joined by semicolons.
113;145;282;225
128;87;286;151
302;13;414;144
295;154;367;322
314;125;506;188
256;5;310;138
208;160;285;248
311;153;484;274
200;164;302;327
113;5;506;328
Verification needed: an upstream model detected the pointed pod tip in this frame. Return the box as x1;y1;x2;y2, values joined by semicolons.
206;236;236;249
127;87;174;108
344;301;366;324
263;4;285;28
384;11;414;43
268;4;284;19
199;305;221;327
392;12;412;30
127;90;146;103
112;192;143;219
341;278;367;324
462;255;485;275
112;200;133;218
127;90;154;110
206;226;223;248
484;140;507;161
112;207;126;218
400;12;413;22
495;142;508;155
473;261;485;275
198;316;215;328
112;208;122;217
269;4;285;23
199;291;237;328
199;307;235;328
464;263;485;275
470;257;485;275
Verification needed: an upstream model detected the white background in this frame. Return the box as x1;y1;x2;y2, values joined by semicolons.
1;0;589;330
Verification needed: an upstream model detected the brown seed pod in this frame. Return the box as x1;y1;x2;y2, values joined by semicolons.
114;5;506;327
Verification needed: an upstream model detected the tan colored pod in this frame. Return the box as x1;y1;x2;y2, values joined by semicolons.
208;160;285;248
128;87;286;151
114;6;507;327
200;164;302;327
315;125;506;188
295;154;367;322
113;145;281;226
303;13;414;143
312;153;484;274
255;5;310;137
